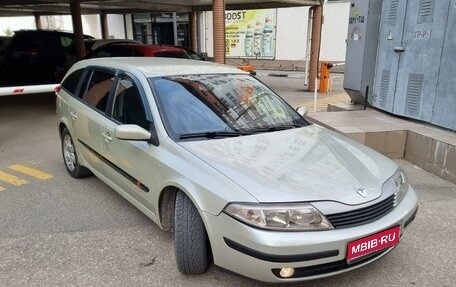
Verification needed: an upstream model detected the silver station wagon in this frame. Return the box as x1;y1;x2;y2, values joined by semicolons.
56;58;418;283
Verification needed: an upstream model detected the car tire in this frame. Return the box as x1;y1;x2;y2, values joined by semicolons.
174;191;210;274
61;128;91;178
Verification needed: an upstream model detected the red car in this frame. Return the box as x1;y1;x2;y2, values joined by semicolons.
83;44;206;61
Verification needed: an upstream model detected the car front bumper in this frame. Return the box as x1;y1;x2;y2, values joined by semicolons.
202;187;418;283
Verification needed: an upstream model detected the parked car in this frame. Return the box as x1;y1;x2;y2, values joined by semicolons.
56;57;418;283
83;43;206;61
64;39;143;74
83;39;142;53
5;29;93;84
0;36;11;74
65;38;142;57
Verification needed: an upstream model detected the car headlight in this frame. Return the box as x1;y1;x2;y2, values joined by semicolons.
224;203;333;231
385;168;409;205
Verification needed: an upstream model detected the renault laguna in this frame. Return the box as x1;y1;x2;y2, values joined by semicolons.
56;58;418;283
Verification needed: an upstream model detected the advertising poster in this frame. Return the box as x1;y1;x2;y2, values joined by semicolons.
225;9;277;59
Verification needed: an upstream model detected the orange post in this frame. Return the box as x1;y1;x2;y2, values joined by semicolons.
319;62;333;93
237;64;256;75
237;59;256;75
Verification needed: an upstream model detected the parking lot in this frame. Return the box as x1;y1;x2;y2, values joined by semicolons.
0;80;455;286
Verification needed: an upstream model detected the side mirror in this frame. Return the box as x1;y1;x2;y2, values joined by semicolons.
296;106;308;117
115;124;152;141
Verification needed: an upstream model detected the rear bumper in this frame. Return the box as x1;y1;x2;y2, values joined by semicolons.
201;187;418;283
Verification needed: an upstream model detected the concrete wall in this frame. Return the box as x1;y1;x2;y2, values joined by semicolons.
107;14;125;39
0;2;350;61
320;2;350;62
125;14;134;40
199;2;350;62
0;16;36;35
82;15;102;38
275;7;309;61
0;15;102;38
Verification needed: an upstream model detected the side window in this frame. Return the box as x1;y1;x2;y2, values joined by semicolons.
112;75;150;130
91;47;113;58
61;69;84;95
82;70;116;113
60;36;73;48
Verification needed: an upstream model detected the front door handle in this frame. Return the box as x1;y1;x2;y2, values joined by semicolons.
102;131;113;142
70;111;78;120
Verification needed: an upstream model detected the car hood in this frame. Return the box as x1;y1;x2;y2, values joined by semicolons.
179;125;397;205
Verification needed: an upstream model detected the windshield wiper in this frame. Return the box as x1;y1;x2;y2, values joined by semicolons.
179;131;252;140
248;124;306;133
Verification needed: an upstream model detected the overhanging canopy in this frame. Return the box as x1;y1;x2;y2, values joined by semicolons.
0;0;322;16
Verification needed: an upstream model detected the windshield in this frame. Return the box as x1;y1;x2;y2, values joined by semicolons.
149;74;308;140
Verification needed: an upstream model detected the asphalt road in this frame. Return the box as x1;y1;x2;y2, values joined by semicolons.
0;91;455;287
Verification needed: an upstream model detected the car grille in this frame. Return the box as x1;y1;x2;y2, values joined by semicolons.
326;194;396;229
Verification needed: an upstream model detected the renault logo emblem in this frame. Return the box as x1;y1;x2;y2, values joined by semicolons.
355;187;367;198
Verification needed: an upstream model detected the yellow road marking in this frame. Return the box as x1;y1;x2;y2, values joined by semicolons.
0;186;5;192
8;164;54;180
0;171;28;186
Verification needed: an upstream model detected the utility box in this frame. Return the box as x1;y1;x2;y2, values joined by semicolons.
345;0;456;131
343;0;383;104
372;0;451;124
430;1;456;130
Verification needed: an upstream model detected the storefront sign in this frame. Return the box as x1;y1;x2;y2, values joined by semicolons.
225;9;277;59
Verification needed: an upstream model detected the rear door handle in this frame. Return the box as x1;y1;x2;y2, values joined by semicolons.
102;131;113;142
70;111;78;120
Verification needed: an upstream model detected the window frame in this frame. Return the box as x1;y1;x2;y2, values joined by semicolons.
107;71;154;130
75;66;119;116
61;68;85;96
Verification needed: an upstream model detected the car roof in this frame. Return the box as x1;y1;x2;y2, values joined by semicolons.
14;29;73;35
13;29;94;38
95;43;186;51
85;39;142;50
71;57;246;78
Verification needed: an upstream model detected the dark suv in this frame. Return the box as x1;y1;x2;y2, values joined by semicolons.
5;30;93;84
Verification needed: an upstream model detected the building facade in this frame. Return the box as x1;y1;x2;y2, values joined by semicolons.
0;1;350;67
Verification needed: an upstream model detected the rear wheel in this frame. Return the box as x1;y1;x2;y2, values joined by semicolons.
61;128;91;178
174;191;210;274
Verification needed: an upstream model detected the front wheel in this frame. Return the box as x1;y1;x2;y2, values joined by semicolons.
61;128;91;178
174;191;210;274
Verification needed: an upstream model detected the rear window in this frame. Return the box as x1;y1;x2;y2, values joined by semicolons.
153;50;188;59
112;47;145;57
185;49;205;60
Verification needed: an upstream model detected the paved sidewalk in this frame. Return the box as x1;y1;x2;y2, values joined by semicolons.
257;70;351;111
